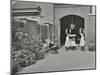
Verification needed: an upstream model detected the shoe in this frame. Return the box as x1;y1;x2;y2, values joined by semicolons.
66;47;69;51
81;47;85;51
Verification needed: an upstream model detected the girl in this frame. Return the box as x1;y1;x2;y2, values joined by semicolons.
79;28;85;50
65;28;70;50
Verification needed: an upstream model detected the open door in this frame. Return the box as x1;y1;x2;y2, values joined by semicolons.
60;15;85;46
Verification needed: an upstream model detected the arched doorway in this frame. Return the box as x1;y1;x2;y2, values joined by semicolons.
60;15;85;46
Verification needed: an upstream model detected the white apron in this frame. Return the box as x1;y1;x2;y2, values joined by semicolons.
65;36;70;47
70;40;77;47
79;33;85;46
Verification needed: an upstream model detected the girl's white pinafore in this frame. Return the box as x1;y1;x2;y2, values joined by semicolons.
65;36;70;47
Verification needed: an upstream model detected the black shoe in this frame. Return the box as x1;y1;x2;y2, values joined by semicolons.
81;47;85;51
72;46;76;50
66;47;69;51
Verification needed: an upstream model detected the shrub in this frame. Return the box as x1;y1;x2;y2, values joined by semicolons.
88;42;96;51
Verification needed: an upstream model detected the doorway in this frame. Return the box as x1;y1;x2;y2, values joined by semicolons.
60;15;85;46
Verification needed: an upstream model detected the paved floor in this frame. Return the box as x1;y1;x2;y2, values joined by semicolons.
19;46;95;73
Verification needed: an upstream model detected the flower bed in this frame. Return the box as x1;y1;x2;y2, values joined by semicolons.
11;27;48;74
